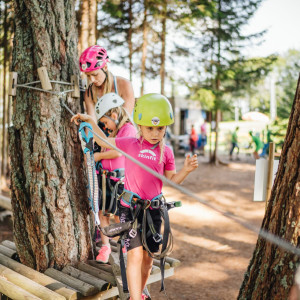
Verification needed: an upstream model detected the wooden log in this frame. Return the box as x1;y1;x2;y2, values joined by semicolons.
81;286;119;300
77;262;116;286
0;264;65;300
165;257;181;268
45;268;98;297
153;258;170;269
1;240;17;251
88;260;113;274
0;254;77;300
0;276;41;300
0;245;15;258
0;194;11;210
62;265;109;292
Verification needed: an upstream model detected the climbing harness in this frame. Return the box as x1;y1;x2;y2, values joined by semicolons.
102;189;181;292
78;122;100;226
96;162;125;216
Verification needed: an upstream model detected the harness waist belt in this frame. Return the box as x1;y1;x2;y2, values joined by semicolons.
122;189;163;209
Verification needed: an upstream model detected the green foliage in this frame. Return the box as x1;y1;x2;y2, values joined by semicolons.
269;118;289;151
275;49;300;119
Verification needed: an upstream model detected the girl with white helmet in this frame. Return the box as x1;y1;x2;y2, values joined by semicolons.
71;93;198;300
79;45;135;121
93;92;136;264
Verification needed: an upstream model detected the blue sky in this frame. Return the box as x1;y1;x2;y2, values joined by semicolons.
243;0;300;57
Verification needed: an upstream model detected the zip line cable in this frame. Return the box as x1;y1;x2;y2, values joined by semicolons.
60;99;300;257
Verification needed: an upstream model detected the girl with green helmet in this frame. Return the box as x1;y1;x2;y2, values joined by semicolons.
71;93;198;300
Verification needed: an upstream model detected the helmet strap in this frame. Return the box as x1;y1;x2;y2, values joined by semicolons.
102;69;108;84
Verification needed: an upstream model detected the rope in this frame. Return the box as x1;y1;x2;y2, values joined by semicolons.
16;84;74;96
61;100;300;257
17;80;73;86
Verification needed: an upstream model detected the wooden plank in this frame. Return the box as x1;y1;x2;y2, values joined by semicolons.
0;264;65;300
153;258;170;269
81;286;119;300
0;276;41;300
71;75;80;98
45;268;98;297
77;262;116;286
1;240;17;251
8;72;18;96
62;266;109;292
88;261;113;274
0;254;77;300
0;245;15;258
0;195;11;210
37;66;52;90
146;267;174;285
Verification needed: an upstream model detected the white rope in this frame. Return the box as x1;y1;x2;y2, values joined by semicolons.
61;101;300;257
17;80;73;86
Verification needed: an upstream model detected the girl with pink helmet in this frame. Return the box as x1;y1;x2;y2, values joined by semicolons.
79;45;135;119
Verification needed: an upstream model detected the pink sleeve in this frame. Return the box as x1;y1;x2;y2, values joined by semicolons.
115;137;134;151
117;123;137;138
164;146;176;171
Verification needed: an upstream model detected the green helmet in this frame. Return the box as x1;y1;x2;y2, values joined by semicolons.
133;93;174;126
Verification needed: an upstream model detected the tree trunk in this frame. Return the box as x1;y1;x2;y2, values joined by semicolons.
160;1;167;95
128;0;133;81
1;1;8;188
140;0;149;96
79;0;97;53
9;0;92;272
238;75;300;299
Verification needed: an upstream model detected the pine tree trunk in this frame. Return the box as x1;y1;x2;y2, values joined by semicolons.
79;0;97;53
1;1;8;187
140;0;149;97
9;0;92;272
128;0;133;81
160;2;167;95
238;75;300;299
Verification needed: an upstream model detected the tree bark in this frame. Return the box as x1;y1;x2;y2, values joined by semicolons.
238;75;300;299
1;1;8;188
140;0;149;96
9;0;92;272
79;0;97;54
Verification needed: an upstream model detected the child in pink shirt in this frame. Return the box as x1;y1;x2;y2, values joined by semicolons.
71;93;198;300
93;93;136;264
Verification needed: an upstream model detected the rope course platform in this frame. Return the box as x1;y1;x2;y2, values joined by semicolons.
0;239;180;300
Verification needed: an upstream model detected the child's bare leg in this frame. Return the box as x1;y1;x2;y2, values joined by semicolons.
141;250;153;292
127;246;143;300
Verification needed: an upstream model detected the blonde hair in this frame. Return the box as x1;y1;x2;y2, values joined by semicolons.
90;70;113;103
137;126;166;164
105;106;135;138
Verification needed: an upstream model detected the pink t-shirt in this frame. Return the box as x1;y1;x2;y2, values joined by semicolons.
115;137;176;201
101;123;137;171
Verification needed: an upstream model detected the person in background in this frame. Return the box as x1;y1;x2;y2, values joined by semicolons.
249;130;264;159
199;120;207;155
189;125;199;155
260;125;273;157
229;126;240;161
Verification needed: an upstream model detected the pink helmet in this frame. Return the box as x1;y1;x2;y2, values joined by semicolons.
79;45;110;72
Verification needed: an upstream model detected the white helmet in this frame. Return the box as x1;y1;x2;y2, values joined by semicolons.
95;93;125;121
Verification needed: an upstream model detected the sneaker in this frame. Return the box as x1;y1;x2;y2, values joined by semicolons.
142;294;151;300
96;245;111;263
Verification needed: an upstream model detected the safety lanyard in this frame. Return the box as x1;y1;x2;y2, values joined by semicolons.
78;122;100;226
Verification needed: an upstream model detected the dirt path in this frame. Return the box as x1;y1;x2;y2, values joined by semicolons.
0;155;266;299
150;156;266;299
